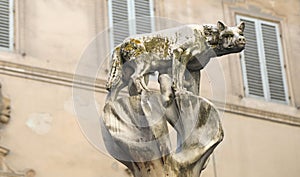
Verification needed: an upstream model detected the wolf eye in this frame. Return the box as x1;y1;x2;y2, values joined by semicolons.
239;33;244;36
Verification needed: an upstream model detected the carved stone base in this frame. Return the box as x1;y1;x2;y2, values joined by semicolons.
102;92;223;177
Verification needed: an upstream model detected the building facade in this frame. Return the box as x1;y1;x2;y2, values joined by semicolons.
0;0;299;176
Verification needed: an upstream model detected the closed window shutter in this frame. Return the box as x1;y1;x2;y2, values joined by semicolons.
134;0;152;34
0;0;13;50
109;0;154;47
261;24;286;101
238;16;288;103
241;19;265;97
111;0;130;47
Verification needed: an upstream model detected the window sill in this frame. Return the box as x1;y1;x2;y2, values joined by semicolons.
0;50;23;61
215;95;300;126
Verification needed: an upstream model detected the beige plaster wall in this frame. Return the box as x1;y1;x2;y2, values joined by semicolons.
0;75;128;177
0;0;109;75
215;112;300;177
200;112;300;177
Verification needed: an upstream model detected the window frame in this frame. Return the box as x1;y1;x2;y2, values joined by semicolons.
0;0;14;51
237;15;289;104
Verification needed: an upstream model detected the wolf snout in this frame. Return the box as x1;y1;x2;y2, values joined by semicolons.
238;36;246;45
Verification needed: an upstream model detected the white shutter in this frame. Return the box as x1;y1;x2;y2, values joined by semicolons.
134;0;153;34
110;0;130;47
108;0;155;48
240;18;265;97
261;23;287;102
0;0;13;50
237;16;288;103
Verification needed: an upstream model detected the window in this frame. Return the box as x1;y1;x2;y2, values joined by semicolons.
237;16;289;103
0;0;14;51
108;0;155;48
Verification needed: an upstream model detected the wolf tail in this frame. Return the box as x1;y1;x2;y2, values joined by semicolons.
106;45;123;91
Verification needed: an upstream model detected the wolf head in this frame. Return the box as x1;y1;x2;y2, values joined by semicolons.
213;21;246;56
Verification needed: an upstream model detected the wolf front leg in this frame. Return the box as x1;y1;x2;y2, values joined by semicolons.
173;48;194;93
172;48;184;92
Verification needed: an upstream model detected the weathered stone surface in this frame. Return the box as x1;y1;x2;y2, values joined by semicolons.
106;21;245;101
103;93;223;177
102;21;245;177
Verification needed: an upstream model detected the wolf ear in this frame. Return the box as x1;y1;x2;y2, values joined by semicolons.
217;21;227;31
238;21;245;32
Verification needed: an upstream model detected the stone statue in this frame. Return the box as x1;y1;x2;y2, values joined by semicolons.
106;21;245;101
102;21;245;177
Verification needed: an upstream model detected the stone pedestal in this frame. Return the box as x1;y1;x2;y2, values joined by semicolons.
102;92;223;177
